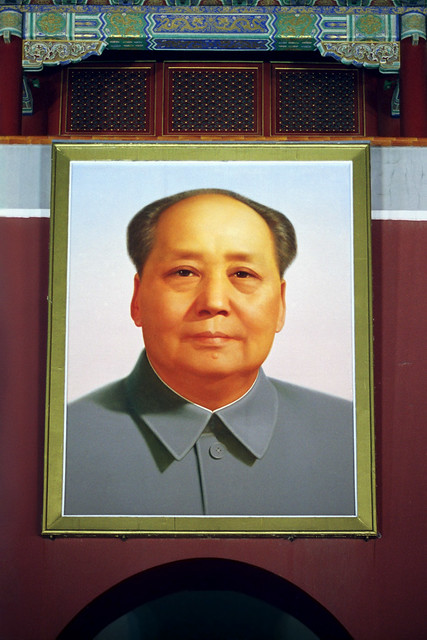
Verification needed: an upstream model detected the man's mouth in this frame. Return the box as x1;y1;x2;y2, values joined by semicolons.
190;331;234;345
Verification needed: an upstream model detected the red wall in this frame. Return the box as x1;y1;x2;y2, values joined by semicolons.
0;217;426;640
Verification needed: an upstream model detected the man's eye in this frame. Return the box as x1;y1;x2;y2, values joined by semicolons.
175;269;194;277
234;271;253;278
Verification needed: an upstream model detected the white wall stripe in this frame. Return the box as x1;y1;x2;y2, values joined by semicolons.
372;210;427;221
0;208;50;218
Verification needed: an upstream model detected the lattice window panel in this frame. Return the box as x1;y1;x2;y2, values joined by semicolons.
62;66;154;135
273;67;363;135
165;65;262;135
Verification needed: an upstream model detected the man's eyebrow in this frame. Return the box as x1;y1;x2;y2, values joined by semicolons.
225;252;261;262
165;250;261;262
164;250;204;260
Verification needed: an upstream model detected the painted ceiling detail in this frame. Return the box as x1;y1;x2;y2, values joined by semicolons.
0;6;425;72
2;0;427;7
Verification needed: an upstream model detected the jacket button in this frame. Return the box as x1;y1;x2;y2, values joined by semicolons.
209;442;225;459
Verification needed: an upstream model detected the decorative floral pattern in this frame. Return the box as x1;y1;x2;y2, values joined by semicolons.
104;11;145;35
35;12;66;35
355;13;384;36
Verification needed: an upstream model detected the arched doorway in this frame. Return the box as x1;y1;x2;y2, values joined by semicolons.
58;558;352;640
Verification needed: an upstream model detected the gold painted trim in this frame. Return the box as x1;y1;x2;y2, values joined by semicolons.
44;142;376;538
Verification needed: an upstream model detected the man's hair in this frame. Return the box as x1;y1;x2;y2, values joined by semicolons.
127;188;297;277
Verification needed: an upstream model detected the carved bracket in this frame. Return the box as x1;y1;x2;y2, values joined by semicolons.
318;41;400;74
23;40;107;71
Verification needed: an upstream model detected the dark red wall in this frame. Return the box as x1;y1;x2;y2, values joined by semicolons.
0;216;426;640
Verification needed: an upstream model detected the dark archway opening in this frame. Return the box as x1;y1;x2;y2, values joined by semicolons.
57;558;352;640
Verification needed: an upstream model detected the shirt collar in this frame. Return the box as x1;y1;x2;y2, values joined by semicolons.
125;351;279;461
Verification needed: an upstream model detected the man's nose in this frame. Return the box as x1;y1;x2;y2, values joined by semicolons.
195;275;231;316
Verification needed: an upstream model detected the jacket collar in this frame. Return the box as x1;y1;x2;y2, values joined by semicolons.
125;352;278;461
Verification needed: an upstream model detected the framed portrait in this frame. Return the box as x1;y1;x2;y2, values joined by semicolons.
43;142;376;537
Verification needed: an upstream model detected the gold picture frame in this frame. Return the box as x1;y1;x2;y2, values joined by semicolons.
44;142;376;537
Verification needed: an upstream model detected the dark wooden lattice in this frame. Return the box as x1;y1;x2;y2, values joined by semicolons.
59;62;365;138
63;66;154;134
274;67;362;135
165;66;261;135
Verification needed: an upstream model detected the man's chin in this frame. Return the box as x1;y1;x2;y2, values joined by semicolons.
177;358;258;384
149;350;261;386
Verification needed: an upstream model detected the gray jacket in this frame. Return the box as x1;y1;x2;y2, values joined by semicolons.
65;351;355;516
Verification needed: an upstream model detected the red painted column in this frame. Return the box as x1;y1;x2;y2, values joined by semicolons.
400;12;427;137
0;9;23;135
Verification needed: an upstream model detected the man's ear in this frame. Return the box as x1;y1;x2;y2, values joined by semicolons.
275;280;286;333
130;274;143;327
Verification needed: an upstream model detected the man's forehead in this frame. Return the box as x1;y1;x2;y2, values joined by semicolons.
146;194;281;273
160;193;258;217
155;194;271;243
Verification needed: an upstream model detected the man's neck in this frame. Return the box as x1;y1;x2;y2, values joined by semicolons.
146;357;259;411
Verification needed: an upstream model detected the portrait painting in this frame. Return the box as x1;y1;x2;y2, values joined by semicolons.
43;142;376;536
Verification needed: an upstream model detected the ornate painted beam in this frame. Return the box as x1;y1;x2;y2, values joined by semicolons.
2;6;425;73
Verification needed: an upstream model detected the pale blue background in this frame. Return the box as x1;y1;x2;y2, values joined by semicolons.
67;160;354;401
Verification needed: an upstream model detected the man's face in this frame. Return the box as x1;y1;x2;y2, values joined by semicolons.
131;194;286;390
